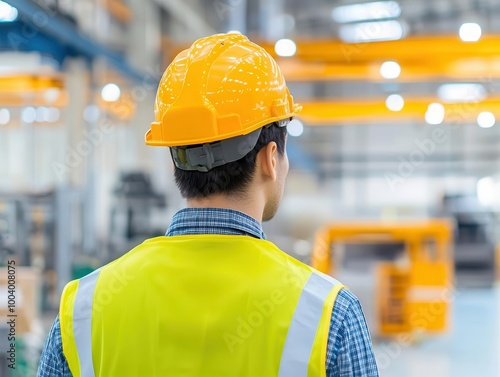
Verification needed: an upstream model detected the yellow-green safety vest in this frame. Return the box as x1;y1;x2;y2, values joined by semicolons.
60;235;344;376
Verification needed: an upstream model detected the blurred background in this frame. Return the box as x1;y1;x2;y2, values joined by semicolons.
1;0;500;376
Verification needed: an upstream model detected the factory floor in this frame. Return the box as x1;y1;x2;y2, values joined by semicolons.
373;286;500;377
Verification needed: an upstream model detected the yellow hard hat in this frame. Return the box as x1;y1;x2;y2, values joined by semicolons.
145;33;302;148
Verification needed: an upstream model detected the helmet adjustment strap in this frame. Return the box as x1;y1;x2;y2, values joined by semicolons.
170;120;290;172
171;127;263;172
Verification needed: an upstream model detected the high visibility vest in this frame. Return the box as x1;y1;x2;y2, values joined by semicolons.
60;235;344;377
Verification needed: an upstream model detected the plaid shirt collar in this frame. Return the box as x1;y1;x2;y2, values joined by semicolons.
166;208;266;240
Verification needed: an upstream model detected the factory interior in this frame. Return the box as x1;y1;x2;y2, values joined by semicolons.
1;0;500;376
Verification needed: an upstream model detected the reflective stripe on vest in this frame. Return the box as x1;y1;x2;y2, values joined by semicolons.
73;268;101;377
278;272;340;377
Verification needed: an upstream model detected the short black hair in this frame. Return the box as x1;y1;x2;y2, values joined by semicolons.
174;123;287;199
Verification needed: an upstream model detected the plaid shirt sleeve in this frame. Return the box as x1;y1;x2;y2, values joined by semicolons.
37;316;72;377
326;289;379;376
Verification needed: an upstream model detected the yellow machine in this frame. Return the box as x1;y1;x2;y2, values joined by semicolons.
311;220;453;338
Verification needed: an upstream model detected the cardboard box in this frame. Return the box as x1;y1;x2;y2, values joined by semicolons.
0;267;40;334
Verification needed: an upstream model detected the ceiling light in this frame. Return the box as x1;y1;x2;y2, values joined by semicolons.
425;103;445;125
385;94;404;111
332;1;401;23
437;83;486;103
43;88;61;104
477;111;495;128
287;119;304;137
0;1;18;22
36;107;49;122
380;61;401;79
22;107;36;124
339;20;405;43
477;176;494;206
459;23;482;42
0;108;10;125
47;107;61;123
275;39;297;57
101;83;121;102
84;105;100;123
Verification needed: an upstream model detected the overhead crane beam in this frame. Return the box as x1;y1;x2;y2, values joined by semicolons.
258;36;500;63
11;0;156;83
298;97;500;125
275;59;500;82
169;36;500;81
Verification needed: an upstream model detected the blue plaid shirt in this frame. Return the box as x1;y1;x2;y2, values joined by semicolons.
37;208;378;376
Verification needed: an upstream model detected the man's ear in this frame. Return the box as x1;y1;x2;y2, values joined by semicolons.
258;142;278;182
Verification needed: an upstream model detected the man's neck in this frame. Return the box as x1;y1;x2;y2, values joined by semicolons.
187;195;263;223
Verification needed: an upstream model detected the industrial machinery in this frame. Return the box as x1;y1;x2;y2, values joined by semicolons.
0;201;16;263
108;172;167;260
311;220;453;338
442;194;497;288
